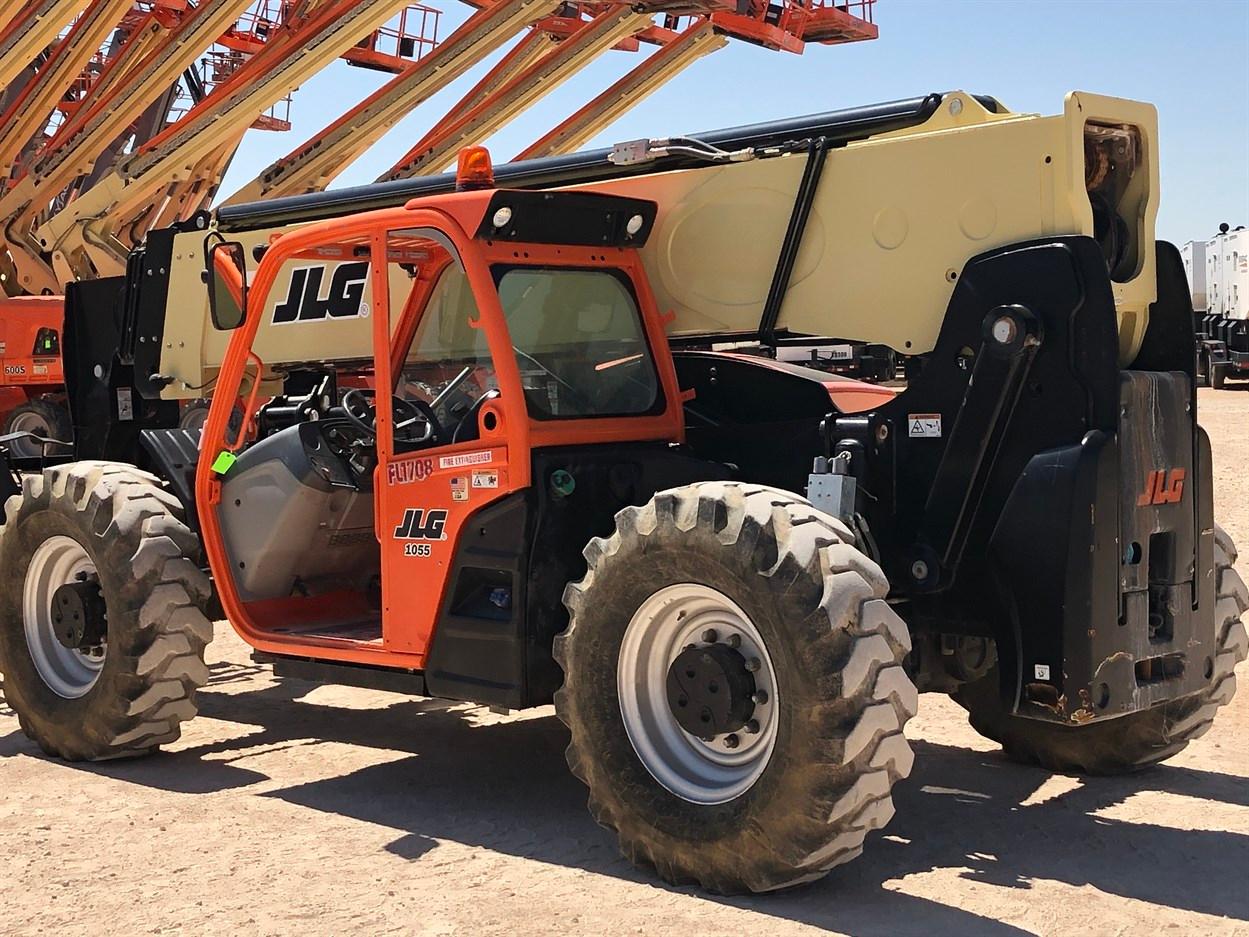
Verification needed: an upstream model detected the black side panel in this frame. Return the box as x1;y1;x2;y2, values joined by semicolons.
827;236;1213;725
1133;241;1197;375
63;275;181;465
835;237;1121;599
424;444;729;709
139;429;202;525
125;225;177;398
424;492;533;709
673;352;834;492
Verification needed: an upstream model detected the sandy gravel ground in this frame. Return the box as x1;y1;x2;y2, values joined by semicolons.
2;387;1247;937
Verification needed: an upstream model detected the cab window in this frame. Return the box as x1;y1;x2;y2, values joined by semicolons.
495;267;661;420
388;230;498;450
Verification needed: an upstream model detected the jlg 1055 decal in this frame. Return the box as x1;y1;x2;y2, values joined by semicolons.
394;508;448;541
272;262;369;324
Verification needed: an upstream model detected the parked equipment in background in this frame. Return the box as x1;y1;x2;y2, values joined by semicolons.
0;295;69;459
1186;223;1249;387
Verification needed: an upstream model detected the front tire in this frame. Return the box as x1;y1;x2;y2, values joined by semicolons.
954;525;1248;773
555;482;917;893
0;462;213;760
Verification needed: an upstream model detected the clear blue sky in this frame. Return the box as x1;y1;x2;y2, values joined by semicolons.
218;0;1249;245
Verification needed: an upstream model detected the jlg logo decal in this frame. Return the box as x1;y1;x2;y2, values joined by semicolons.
393;508;448;541
272;261;369;324
1137;468;1186;506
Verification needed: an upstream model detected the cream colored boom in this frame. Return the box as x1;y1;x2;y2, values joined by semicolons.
380;7;648;179
223;0;561;205
155;91;1159;397
0;0;90;92
36;0;416;286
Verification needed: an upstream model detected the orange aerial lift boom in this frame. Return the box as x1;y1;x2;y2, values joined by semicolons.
516;19;725;160
6;0;413;289
381;5;647;179
0;0;136;180
0;0;257;295
0;0;92;94
224;0;556;204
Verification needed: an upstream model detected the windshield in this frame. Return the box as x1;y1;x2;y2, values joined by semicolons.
495;267;661;420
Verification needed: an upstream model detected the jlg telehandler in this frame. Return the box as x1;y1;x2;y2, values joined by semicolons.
0;92;1245;894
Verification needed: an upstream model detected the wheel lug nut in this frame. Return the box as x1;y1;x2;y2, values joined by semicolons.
745;657;761;673
724;734;740;749
751;689;769;705
726;633;741;649
701;628;718;643
745;719;760;735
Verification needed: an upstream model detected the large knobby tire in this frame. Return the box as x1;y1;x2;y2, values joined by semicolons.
3;398;72;458
1211;364;1228;390
0;462;213;761
954;524;1248;774
554;482;917;893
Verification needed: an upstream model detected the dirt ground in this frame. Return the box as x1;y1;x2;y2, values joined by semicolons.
2;386;1247;937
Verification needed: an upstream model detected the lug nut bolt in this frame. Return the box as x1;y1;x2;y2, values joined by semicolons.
701;629;718;643
745;719;760;735
751;689;769;705
745;657;761;673
723;734;740;749
991;316;1018;345
726;633;741;649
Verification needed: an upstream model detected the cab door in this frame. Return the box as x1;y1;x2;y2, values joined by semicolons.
372;225;526;660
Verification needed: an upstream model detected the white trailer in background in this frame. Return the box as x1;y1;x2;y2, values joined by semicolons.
1191;224;1249;387
1182;240;1207;311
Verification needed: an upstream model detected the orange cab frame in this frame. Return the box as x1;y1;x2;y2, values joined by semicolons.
195;189;684;674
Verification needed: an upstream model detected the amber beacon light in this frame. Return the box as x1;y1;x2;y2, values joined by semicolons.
455;146;495;191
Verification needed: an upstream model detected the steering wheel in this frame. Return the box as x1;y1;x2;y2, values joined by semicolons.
341;388;444;445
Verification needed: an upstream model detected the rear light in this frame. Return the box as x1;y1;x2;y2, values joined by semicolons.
456;146;494;191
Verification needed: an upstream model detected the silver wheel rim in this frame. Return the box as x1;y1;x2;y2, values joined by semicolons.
23;535;105;698
6;411;50;459
617;583;779;805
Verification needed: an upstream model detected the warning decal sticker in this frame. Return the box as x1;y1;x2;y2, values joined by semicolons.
908;414;942;438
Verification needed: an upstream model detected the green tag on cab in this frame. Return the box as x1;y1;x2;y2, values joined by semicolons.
211;451;237;475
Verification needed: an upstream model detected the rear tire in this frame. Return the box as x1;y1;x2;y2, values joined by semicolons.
555;482;917;893
3;398;72;458
1211;363;1228;389
954;524;1248;773
0;462;213;760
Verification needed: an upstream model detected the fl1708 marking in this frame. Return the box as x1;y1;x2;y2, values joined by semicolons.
388;458;433;486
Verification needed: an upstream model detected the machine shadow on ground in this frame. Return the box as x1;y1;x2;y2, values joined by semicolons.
3;662;1247;935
